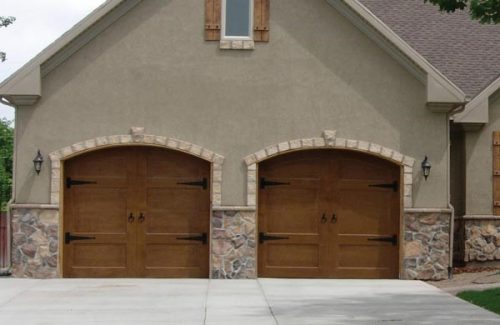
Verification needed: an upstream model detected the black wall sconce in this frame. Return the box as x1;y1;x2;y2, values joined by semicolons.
421;156;431;180
33;150;44;175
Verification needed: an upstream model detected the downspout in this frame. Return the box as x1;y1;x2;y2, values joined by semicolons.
0;96;16;276
447;104;466;279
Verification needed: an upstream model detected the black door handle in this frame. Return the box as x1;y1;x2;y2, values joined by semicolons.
331;214;337;224
128;213;135;223
321;213;327;224
138;213;145;223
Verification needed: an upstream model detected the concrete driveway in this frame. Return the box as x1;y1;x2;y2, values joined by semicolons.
0;278;498;325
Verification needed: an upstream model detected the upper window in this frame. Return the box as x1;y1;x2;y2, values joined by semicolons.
222;0;253;40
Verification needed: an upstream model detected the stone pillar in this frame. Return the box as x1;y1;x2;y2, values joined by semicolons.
403;210;451;280
11;206;60;278
211;208;257;279
463;217;500;263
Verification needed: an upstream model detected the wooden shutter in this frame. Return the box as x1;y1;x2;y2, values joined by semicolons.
493;132;500;214
205;0;221;41
254;0;270;42
205;0;270;42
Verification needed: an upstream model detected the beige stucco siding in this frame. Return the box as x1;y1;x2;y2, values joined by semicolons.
465;93;500;215
14;0;448;207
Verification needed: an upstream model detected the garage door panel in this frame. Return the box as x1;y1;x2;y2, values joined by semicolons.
73;188;128;233
146;188;203;211
266;244;320;267
337;244;397;268
72;243;128;268
337;191;395;234
338;156;395;180
144;244;204;268
146;153;204;178
70;156;128;178
145;211;207;233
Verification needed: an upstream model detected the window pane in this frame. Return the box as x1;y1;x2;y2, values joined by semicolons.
225;0;250;37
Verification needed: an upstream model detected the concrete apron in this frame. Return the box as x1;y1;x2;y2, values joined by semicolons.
0;279;498;325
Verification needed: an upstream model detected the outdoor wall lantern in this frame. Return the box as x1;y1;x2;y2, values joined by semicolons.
421;156;431;180
33;150;44;175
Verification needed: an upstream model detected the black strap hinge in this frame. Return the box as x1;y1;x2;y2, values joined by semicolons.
65;232;96;244
177;178;208;190
66;177;97;189
259;232;289;244
367;234;398;246
368;181;398;192
260;177;290;189
176;233;207;244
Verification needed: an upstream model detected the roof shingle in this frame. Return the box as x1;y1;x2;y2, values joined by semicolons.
360;0;500;98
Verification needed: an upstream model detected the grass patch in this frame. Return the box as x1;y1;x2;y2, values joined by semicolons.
457;288;500;315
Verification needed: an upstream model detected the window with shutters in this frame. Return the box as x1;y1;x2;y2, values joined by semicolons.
493;132;500;215
205;0;270;49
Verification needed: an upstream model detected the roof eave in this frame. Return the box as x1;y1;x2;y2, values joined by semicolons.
0;0;130;105
454;75;500;125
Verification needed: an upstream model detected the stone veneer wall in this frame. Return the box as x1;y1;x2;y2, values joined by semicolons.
11;207;59;278
404;210;451;280
211;209;257;279
464;218;500;262
11;206;453;280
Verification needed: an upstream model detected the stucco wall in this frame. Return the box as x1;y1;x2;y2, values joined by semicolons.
14;0;448;207
465;93;500;215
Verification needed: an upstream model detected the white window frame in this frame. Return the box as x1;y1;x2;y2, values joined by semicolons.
221;0;253;40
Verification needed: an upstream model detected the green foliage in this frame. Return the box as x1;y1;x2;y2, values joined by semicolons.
0;119;13;211
0;16;15;62
457;287;500;315
425;0;500;23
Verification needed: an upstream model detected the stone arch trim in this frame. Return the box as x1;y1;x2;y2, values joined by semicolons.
243;130;415;208
48;134;224;206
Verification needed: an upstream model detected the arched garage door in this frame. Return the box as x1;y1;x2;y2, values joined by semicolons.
63;146;210;278
258;150;400;279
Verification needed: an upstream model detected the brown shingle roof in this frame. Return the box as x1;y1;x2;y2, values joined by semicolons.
359;0;500;98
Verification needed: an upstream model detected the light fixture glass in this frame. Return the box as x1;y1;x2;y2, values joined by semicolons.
33;150;44;175
421;156;431;180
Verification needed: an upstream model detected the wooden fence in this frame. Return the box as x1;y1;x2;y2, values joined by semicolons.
0;211;7;270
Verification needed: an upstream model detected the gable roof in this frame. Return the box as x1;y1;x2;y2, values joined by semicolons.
360;0;500;100
0;0;466;108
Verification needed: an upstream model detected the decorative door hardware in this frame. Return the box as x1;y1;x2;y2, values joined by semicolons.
260;177;290;189
367;234;398;246
138;213;145;223
65;232;96;244
368;181;398;192
331;214;337;224
177;178;208;189
128;213;135;223
321;213;327;223
176;233;207;244
259;232;289;244
66;177;97;189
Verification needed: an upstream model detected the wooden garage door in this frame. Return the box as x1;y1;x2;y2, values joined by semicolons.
258;150;400;279
63;147;210;278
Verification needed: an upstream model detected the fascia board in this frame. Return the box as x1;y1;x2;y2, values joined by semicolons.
331;0;466;104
